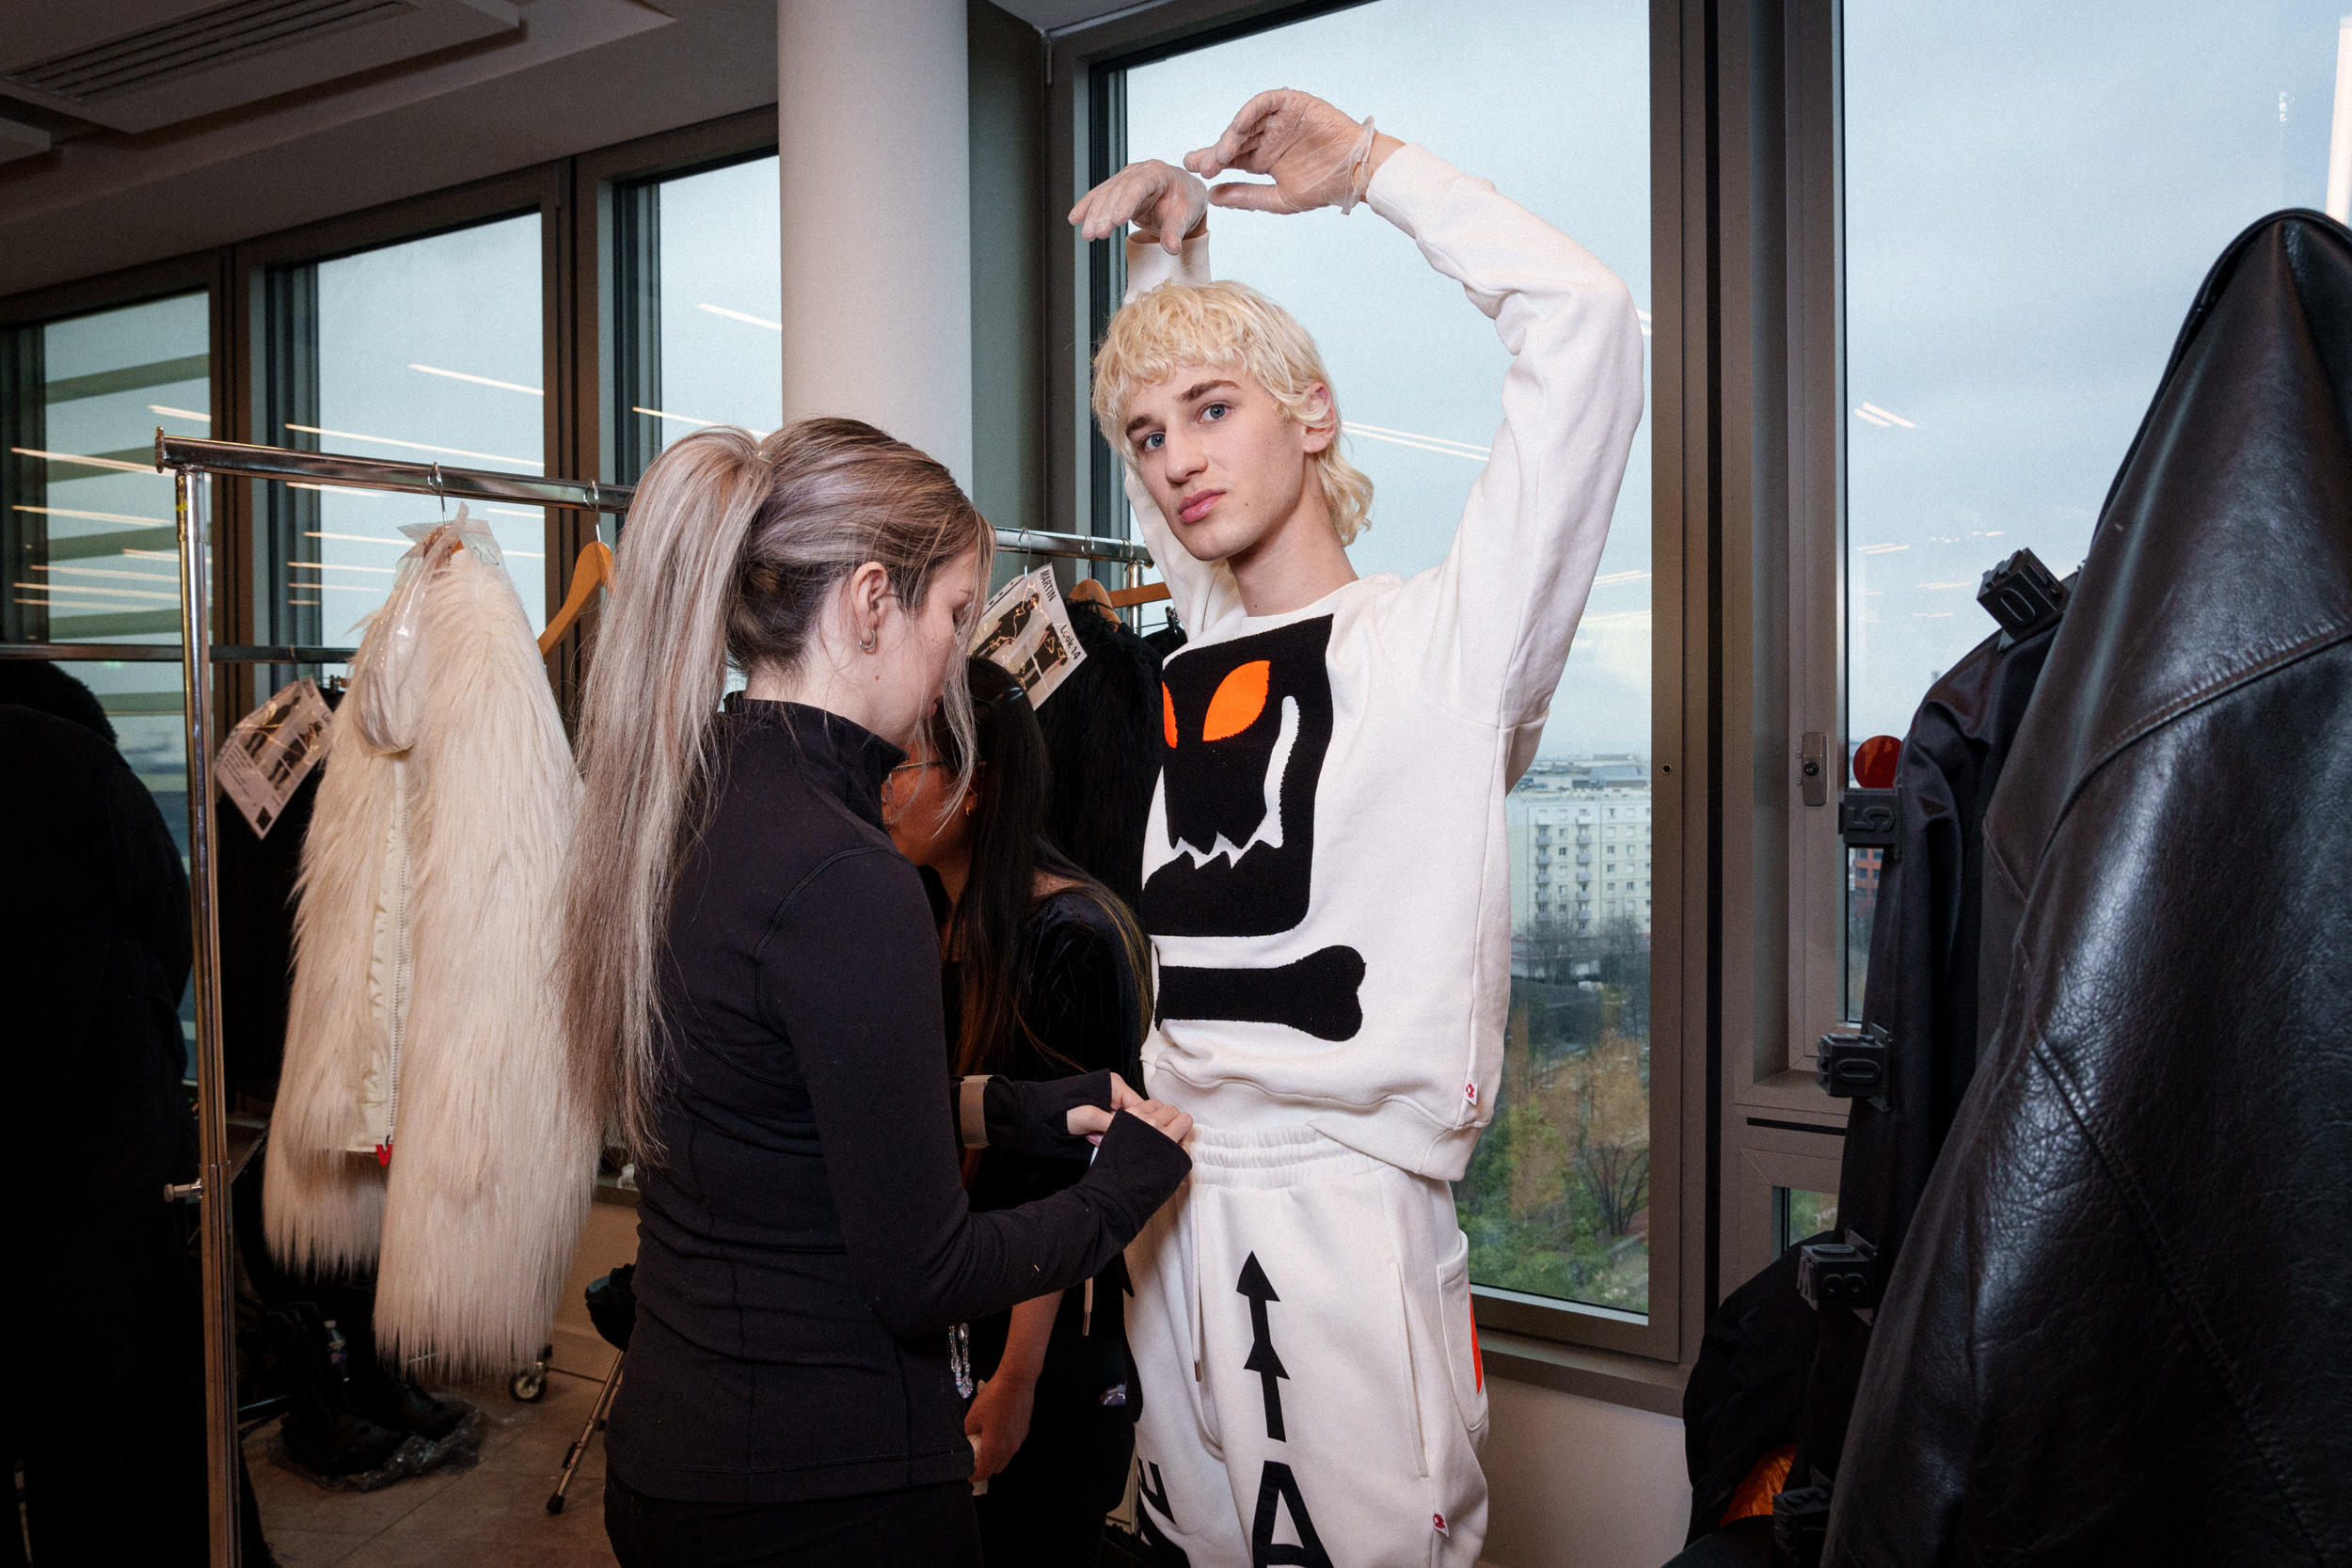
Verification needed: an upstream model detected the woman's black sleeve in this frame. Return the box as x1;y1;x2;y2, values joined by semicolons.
758;849;1187;1340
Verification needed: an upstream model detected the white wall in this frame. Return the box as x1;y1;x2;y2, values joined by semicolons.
1481;1377;1689;1568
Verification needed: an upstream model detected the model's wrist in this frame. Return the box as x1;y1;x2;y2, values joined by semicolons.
1132;214;1208;243
1365;131;1404;181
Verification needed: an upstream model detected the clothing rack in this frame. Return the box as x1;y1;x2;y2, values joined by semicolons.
0;430;1152;1567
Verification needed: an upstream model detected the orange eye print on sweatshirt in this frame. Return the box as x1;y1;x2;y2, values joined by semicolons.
1147;617;1336;943
1201;660;1270;742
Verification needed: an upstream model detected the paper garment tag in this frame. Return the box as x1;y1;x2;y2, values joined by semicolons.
968;565;1088;706
216;677;334;839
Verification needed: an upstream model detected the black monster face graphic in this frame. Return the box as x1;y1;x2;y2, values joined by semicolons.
1146;616;1335;937
1147;616;1364;1041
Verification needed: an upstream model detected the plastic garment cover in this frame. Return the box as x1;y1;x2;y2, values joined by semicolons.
1825;212;2352;1566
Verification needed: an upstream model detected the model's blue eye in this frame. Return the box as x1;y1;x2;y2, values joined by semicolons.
1202;403;1230;422
1141;432;1164;451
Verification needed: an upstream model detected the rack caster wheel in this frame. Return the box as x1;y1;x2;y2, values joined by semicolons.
511;1343;553;1402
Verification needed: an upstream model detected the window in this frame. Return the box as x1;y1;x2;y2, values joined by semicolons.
610;154;784;483
1772;1186;1838;1259
5;293;207;648
1835;0;2352;1007
2;289;214;1062
2;292;209;837
263;214;547;646
1121;0;1658;1323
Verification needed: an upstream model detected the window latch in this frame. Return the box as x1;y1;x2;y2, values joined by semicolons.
1799;730;1828;807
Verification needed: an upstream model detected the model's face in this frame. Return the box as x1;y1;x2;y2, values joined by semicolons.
882;726;971;867
868;543;980;747
1121;364;1333;565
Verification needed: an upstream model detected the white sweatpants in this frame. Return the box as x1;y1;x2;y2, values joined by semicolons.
1125;1124;1490;1568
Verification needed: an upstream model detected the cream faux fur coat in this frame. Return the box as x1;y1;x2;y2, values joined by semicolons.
266;529;595;1379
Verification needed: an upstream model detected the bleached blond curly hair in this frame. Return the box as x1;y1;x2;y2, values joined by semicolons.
1091;278;1374;546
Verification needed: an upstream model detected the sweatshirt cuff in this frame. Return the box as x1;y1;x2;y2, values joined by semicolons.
1123;224;1211;303
1364;142;1465;242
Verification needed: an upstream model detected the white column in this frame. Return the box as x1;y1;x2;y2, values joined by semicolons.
778;0;973;490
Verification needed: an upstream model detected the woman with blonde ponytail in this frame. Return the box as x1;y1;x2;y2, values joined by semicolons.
564;420;1193;1568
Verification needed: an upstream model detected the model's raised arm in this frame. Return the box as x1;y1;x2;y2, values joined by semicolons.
1370;149;1644;754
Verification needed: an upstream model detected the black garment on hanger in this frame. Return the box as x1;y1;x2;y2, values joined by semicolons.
0;692;212;1566
1826;211;2352;1566
1037;608;1164;912
215;682;340;1096
1787;612;2060;1491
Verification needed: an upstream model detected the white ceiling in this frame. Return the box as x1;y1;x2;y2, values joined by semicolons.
0;0;1180;299
0;0;778;297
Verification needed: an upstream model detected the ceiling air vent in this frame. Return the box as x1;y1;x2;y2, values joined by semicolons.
0;0;520;135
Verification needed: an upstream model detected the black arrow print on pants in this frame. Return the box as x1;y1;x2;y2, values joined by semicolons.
1236;1253;1288;1442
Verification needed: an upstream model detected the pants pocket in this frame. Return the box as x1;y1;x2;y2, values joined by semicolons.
1434;1227;1488;1447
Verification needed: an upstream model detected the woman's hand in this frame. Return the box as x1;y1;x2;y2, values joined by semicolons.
1066;1075;1192;1148
1183;88;1402;214
1065;1071;1148;1141
1120;1099;1194;1148
965;1370;1037;1484
1068;158;1210;253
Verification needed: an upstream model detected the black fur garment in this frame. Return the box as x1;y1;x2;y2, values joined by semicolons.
1038;604;1165;912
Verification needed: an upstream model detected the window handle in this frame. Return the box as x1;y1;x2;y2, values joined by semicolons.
1800;731;1828;808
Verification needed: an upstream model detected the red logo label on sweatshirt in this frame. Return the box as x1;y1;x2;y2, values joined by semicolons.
1434;1512;1450;1535
1464;1082;1479;1106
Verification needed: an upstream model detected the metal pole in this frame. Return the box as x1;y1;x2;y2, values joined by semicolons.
175;469;242;1568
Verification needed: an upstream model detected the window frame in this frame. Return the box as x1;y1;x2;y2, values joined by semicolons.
1708;0;1855;1340
1047;0;1704;1395
0;250;233;710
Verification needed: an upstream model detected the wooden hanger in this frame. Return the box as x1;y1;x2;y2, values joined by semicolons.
539;540;614;656
1066;578;1172;619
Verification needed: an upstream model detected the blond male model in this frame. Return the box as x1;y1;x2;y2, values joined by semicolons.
1073;88;1644;1567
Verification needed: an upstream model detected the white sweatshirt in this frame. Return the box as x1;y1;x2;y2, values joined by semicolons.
1123;143;1645;1181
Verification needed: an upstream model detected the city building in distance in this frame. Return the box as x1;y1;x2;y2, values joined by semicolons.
1507;755;1653;942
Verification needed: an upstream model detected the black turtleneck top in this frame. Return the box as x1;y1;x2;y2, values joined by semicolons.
605;698;1188;1504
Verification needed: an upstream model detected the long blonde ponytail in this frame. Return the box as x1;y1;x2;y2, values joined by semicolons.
565;420;990;1163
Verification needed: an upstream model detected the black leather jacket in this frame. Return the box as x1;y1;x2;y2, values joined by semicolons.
1825;212;2352;1565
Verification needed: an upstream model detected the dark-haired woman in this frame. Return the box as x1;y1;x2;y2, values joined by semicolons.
887;656;1155;1568
563;420;1193;1568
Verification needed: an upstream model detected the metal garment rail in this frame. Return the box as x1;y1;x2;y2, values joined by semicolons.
123;432;1148;1567
154;435;633;1568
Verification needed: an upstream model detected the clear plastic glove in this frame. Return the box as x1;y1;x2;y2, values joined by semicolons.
1068;158;1209;253
1184;88;1388;215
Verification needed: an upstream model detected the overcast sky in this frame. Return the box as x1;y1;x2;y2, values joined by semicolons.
1846;0;2347;739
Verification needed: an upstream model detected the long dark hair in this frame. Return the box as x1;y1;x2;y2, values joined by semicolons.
934;656;1153;1082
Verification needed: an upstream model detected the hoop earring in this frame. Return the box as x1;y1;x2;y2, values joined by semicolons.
859;630;878;654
